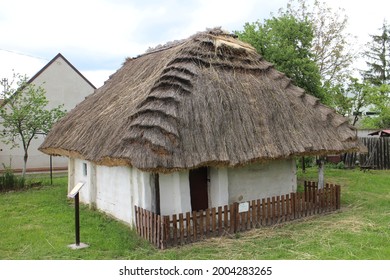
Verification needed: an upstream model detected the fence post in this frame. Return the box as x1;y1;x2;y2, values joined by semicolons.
285;194;290;221
234;202;239;233
229;203;238;233
192;211;198;241
134;206;139;235
162;215;170;249
186;212;191;243
304;181;308;202
291;192;296;219
157;214;161;248
336;184;341;210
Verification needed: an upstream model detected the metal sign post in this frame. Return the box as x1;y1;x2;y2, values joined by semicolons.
67;182;89;249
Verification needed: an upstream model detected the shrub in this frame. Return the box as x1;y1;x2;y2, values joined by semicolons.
0;165;25;192
296;156;316;169
336;161;345;169
324;161;345;169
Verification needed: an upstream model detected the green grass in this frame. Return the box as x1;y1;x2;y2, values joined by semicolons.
0;168;389;260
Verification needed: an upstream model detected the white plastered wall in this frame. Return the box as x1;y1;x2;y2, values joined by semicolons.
159;171;192;216
209;167;229;208
227;159;297;204
70;158;153;226
156;160;296;215
72;159;92;204
68;158;297;225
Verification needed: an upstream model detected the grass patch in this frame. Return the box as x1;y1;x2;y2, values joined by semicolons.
0;168;389;259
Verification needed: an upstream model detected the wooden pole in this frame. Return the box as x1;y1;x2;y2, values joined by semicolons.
75;192;80;246
318;157;325;189
50;155;53;185
67;182;88;249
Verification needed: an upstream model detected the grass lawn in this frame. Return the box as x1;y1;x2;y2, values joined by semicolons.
0;168;389;260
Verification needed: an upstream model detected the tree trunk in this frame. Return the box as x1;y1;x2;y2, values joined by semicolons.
352;115;359;126
22;152;28;178
318;158;325;189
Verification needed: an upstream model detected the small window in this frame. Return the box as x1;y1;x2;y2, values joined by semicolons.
83;162;88;176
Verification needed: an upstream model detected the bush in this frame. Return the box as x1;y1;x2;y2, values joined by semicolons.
0;165;25;192
324;161;345;169
296;156;316;169
336;161;345;169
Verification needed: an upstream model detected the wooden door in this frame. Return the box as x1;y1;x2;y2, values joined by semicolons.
189;167;209;211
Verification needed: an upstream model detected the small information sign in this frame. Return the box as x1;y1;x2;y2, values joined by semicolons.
68;182;85;198
67;182;88;249
238;202;249;213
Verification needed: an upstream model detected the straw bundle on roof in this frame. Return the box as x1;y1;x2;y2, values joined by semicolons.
39;28;360;173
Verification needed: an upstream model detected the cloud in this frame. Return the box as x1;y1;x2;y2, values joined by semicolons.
0;0;289;86
3;0;389;88
0;50;46;79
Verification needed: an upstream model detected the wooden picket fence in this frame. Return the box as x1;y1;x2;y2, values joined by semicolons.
134;181;340;249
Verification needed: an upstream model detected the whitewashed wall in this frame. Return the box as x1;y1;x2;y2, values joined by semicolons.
69;158;153;226
209;167;229;208
68;158;297;226
0;55;95;172
72;159;92;204
159;171;191;216
227;159;297;204
159;159;297;215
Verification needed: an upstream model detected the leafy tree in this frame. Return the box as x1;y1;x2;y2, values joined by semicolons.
328;77;390;127
356;21;390;128
282;0;356;85
362;21;390;86
345;78;379;126
0;73;66;177
360;84;390;128
236;14;325;102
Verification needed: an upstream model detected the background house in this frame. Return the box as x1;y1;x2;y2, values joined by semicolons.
0;53;96;173
40;29;360;226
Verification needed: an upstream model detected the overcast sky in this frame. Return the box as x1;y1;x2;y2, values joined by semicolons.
1;0;389;88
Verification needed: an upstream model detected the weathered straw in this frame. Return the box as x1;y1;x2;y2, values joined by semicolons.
39;28;361;173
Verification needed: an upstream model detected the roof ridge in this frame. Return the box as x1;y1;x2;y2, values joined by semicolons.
28;53;96;89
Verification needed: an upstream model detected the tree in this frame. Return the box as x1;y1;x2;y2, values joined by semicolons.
282;0;356;86
362;21;390;86
345;78;380;126
360;84;390;129
236;14;325;102
0;73;66;177
355;21;390;128
328;76;390;127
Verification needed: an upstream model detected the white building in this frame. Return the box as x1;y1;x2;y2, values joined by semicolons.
0;53;96;172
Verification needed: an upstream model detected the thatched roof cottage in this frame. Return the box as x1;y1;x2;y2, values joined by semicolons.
40;29;360;225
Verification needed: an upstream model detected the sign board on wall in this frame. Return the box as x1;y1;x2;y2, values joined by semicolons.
238;202;249;213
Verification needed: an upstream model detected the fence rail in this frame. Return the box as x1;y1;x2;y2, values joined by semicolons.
135;181;340;249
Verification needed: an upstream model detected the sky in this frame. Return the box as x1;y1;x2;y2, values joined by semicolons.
1;0;389;88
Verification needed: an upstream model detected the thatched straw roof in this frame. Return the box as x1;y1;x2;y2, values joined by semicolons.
39;28;361;173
